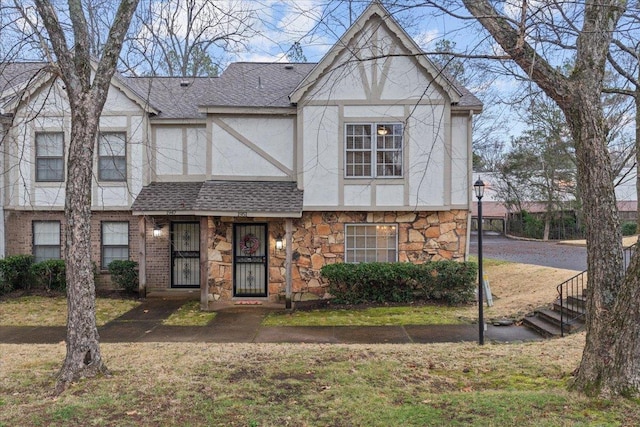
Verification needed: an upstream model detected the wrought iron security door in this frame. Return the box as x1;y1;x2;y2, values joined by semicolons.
171;222;200;288
233;224;268;297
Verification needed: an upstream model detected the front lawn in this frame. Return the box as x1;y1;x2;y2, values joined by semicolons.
2;334;640;426
162;300;216;326
264;304;468;326
0;296;139;326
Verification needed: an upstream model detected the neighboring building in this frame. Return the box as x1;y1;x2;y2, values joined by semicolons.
0;3;481;306
471;170;638;230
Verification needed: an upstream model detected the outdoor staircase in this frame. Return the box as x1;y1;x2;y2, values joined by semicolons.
523;241;637;338
523;292;586;338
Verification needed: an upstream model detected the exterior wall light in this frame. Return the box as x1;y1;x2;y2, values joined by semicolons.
153;224;163;238
275;236;284;251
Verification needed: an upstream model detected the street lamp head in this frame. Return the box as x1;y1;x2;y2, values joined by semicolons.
473;178;485;200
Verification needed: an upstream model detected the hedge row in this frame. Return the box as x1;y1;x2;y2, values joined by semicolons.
0;255;66;295
320;261;477;305
0;255;139;296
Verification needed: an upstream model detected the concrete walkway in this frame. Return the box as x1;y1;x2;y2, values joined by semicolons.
0;298;543;344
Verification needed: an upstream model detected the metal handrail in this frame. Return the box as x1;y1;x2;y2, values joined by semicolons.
556;241;638;337
556;270;587;337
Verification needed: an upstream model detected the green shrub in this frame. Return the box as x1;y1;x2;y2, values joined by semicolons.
622;221;637;236
321;261;477;305
30;259;66;291
108;260;139;293
413;261;477;304
0;255;35;293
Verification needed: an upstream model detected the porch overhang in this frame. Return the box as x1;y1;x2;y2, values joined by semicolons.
131;180;304;218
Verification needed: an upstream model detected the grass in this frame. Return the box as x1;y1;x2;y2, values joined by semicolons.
265;257;578;327
264;304;467;326
162;300;216;326
0;296;140;326
0;262;637;424
1;334;640;426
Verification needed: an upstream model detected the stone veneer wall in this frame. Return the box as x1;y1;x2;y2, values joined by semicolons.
205;210;468;302
4;210;139;288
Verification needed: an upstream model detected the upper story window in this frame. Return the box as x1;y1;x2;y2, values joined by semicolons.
33;221;61;262
344;224;398;263
98;133;127;182
345;123;403;178
35;132;64;182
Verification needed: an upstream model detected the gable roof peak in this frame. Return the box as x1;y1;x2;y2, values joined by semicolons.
289;1;462;105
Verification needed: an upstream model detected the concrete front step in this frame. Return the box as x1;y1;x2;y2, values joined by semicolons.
567;294;587;309
522;315;562;338
552;300;586;318
536;308;584;333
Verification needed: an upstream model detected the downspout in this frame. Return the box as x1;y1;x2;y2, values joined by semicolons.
465;111;474;261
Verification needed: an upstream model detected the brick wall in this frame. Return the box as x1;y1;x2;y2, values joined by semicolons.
4;210;139;289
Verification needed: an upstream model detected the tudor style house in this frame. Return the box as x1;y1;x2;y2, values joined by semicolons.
0;3;481;308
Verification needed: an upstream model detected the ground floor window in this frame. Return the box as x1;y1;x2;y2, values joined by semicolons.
345;224;397;263
33;221;61;262
102;221;129;268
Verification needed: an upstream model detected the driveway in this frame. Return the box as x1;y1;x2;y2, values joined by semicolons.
469;233;587;271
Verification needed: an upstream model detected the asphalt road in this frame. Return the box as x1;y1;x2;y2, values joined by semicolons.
468;233;587;272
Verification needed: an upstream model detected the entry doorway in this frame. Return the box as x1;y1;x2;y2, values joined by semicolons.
171;222;200;288
233;224;268;297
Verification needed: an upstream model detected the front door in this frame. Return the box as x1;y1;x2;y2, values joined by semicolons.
171;222;200;288
233;224;268;297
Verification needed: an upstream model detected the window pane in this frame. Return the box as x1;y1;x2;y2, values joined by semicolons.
99;133;126;156
99;157;126;181
345;224;397;263
99;133;126;181
34;246;61;263
36;133;63;156
34;222;60;245
36;133;64;182
103;247;129;267
37;159;64;181
33;221;61;262
103;222;128;245
102;222;129;267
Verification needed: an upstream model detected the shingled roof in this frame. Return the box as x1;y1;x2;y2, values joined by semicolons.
130;181;204;212
1;57;481;118
132;180;303;217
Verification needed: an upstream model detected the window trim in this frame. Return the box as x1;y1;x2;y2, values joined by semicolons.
101;221;130;269
344;223;399;263
32;220;62;262
35;132;65;182
345;123;403;179
98;132;127;182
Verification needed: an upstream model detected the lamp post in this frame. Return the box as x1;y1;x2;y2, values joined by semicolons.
474;178;485;345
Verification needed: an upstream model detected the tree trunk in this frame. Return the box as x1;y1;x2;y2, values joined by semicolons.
462;0;632;397
543;218;550;241
635;88;640;234
33;0;140;395
567;97;625;396
55;96;108;394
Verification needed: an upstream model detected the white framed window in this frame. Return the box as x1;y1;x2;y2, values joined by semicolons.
345;123;403;178
98;133;127;181
345;224;398;263
102;221;129;268
35;132;64;182
33;221;61;262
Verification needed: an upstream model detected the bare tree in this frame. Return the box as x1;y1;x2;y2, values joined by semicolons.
456;0;639;397
606;11;640;231
122;0;256;77
31;0;139;394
